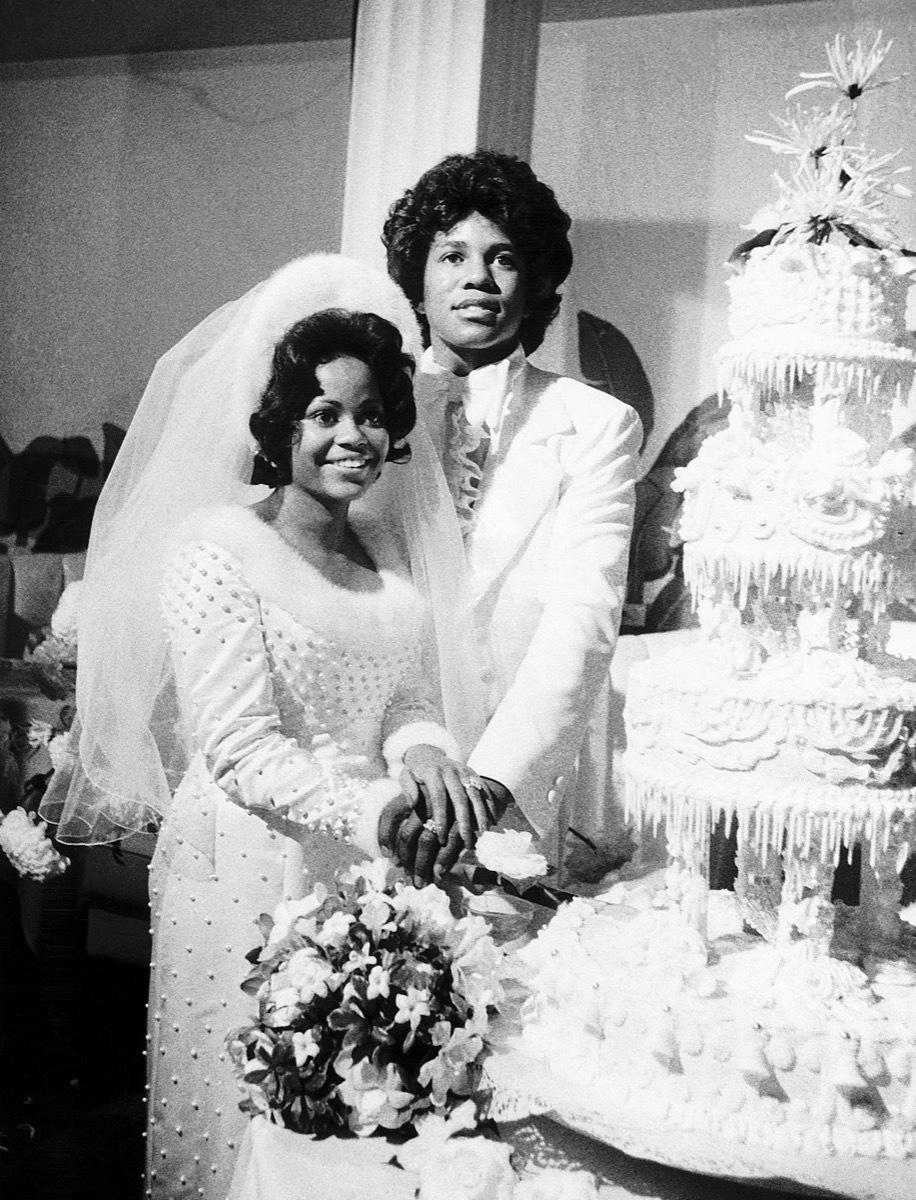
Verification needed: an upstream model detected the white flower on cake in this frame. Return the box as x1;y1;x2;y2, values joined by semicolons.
740;32;912;253
398;1100;599;1200
413;1138;517;1200
397;1102;515;1200
475;830;548;881
746;104;854;161
0;807;69;881
787;31;899;101
772;154;906;248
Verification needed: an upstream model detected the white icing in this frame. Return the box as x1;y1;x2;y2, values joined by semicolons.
614;162;916;1189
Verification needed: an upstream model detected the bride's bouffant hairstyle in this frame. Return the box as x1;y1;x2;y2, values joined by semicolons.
249;308;416;486
382;149;573;355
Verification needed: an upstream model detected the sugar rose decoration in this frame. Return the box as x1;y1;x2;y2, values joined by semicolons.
415;1136;516;1200
396;1101;599;1200
475;831;548;882
227;859;510;1136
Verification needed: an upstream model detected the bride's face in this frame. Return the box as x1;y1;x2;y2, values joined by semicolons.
290;355;389;506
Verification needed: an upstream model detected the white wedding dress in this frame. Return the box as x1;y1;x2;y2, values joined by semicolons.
145;504;453;1200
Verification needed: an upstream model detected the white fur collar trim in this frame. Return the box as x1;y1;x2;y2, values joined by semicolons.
175;504;426;649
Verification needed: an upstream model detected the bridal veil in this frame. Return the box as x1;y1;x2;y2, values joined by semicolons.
41;254;486;844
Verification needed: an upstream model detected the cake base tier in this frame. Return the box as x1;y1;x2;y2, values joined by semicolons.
487;899;916;1200
487;1076;914;1200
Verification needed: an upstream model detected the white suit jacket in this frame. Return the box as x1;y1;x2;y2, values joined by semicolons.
422;358;641;841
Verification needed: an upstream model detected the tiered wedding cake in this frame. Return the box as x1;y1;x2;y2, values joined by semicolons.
493;35;916;1199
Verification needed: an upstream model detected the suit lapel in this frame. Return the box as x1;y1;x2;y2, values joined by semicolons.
468;364;573;602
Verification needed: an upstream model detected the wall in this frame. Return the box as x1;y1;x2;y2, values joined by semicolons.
0;39;351;453
532;0;916;468
5;4;916;470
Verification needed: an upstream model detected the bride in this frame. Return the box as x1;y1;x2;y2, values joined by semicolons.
41;255;493;1199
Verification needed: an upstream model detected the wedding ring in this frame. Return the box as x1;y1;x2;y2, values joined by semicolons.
423;819;437;835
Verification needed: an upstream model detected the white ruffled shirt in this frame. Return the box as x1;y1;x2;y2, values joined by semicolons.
415;345;526;535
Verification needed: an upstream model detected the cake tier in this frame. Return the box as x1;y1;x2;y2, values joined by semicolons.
624;645;916;861
673;408;916;609
716;241;916;404
487;897;916;1198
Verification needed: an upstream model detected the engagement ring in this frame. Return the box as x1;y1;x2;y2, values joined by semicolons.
423;819;437;835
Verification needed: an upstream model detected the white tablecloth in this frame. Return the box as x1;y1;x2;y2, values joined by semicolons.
228;1112;807;1200
227;1117;417;1200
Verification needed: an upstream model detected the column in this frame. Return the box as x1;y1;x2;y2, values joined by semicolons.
340;0;542;269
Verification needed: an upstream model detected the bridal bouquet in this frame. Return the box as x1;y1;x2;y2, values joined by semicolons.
228;858;510;1138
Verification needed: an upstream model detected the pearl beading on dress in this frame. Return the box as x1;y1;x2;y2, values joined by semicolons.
146;518;450;1199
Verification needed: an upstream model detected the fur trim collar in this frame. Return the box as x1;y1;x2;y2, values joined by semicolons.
174;503;425;650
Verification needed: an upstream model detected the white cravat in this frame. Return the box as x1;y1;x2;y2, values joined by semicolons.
417;347;524;536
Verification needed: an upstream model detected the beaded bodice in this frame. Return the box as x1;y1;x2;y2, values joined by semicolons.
260;601;430;774
159;505;441;832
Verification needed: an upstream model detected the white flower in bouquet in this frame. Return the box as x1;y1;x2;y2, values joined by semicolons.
392;882;454;940
0;807;69;881
366;964;390;1000
341;856;393;894
267;888;326;945
286;948;336;1002
315;909;354;948
265;985;302;1027
335;1057;415;1135
394;985;432;1031
291;1028;321;1067
475;830;548;882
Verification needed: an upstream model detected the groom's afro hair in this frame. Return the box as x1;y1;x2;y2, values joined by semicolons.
382;149;573;355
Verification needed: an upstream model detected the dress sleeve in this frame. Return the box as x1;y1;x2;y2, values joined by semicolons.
380;642;462;777
160;538;400;856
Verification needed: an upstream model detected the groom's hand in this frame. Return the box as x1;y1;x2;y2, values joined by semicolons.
380;759;513;885
399;745;493;847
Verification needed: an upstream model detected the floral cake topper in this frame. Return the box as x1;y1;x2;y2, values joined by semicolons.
734;32;912;258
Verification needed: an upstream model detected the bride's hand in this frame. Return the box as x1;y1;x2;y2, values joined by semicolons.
376;802;442;885
433;776;514;880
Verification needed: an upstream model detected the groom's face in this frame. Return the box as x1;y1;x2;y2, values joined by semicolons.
421;211;528;372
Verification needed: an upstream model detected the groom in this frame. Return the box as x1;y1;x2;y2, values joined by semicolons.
382;149;640;883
